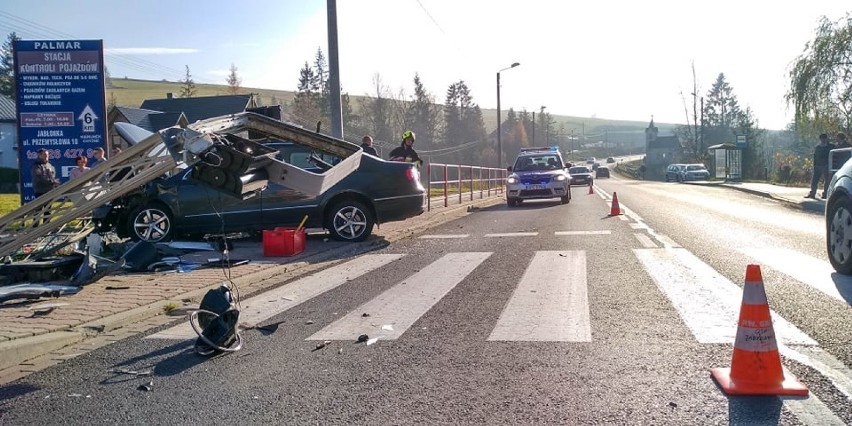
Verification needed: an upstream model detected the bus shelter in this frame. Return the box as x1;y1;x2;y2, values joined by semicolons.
707;143;742;181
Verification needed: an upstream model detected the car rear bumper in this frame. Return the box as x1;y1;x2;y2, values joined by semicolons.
375;193;425;223
506;183;569;199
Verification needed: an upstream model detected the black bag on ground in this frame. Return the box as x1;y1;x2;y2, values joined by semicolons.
193;285;241;355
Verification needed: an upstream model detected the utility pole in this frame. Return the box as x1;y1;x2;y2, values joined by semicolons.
327;0;343;139
531;111;536;145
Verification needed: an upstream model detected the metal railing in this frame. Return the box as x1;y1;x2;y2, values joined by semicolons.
424;162;507;211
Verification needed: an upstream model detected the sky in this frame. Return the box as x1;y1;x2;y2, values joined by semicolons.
2;0;850;130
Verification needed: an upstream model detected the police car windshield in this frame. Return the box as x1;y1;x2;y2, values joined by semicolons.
514;154;563;171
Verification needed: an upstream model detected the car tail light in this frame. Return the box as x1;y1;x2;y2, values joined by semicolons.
406;166;419;182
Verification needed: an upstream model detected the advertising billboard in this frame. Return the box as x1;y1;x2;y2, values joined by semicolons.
13;39;107;202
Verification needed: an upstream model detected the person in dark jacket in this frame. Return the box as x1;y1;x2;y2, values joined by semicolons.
388;130;422;166
806;133;834;199
360;135;378;156
31;148;60;197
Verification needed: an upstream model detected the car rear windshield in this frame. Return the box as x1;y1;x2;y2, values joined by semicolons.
686;165;706;171
569;166;590;174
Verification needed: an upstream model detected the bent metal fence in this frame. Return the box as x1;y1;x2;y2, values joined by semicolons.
424;162;507;211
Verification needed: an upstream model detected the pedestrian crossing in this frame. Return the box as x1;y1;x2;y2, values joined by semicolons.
148;245;842;347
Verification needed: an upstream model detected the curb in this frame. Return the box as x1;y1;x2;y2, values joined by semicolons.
0;194;504;370
688;182;825;214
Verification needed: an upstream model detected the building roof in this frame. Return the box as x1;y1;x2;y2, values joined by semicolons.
0;96;15;121
114;106;185;132
140;94;255;123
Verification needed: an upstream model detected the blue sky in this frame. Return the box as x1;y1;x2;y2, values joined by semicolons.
2;1;850;130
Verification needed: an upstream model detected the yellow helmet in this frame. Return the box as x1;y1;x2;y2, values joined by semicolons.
402;130;416;142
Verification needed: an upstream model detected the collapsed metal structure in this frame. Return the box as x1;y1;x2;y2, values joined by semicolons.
0;112;362;261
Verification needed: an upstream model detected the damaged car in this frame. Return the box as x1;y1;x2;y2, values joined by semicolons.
93;128;425;243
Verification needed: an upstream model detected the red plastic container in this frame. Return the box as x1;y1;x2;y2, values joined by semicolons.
262;227;306;257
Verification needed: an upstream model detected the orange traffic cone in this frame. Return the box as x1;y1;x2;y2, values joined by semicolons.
587;181;594;195
710;265;808;396
609;192;622;216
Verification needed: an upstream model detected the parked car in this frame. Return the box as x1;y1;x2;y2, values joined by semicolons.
505;147;572;206
826;149;852;274
94;140;426;243
681;164;711;181
595;166;610;178
568;166;594;186
665;164;686;182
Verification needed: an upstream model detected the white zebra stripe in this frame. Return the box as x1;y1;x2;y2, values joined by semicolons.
488;251;591;342
307;252;492;341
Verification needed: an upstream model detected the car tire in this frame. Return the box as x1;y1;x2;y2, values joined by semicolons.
327;199;374;242
127;203;174;242
507;198;517;207
561;195;571;204
827;195;852;274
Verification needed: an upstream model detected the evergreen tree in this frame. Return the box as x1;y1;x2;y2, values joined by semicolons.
313;48;330;118
704;73;741;128
0;32;20;98
226;63;241;95
443;81;486;164
291;62;321;128
737;107;767;179
358;73;392;144
179;65;197;98
406;73;441;151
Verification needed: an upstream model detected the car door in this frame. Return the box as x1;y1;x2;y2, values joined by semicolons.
170;168;264;234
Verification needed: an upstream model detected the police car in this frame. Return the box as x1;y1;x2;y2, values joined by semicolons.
505;147;572;207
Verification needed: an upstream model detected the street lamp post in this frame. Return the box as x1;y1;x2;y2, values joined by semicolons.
497;62;520;168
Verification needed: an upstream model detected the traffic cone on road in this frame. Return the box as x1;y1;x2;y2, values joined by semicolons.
587;181;594;195
609;192;622;216
710;264;808;396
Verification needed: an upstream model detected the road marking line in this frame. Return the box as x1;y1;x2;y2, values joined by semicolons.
739;247;852;306
781;345;852;400
418;234;469;239
629;223;648;230
484;232;539;237
146;254;405;340
634;248;816;346
554;231;611;236
307;252;493;341
488;251;591;342
782;392;846;426
634;233;657;248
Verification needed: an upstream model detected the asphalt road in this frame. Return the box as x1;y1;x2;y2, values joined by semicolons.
0;174;850;425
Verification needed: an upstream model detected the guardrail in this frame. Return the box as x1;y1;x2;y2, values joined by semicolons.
424;162;507;211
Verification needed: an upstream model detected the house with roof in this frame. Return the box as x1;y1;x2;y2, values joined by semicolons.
0;95;17;170
644;117;682;178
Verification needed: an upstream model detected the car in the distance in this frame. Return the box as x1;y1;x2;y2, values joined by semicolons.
595;166;610;178
606;157;616;164
568;166;594;186
665;164;686;182
505;147;572;207
680;164;711;181
94;139;425;243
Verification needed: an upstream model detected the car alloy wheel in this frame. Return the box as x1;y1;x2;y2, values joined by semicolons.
130;204;173;242
827;196;852;274
328;200;374;242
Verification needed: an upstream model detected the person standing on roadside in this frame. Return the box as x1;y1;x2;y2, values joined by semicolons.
89;147;107;168
389;130;422;166
69;155;89;179
360;135;378;156
806;133;833;199
835;132;849;149
31;148;60;198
